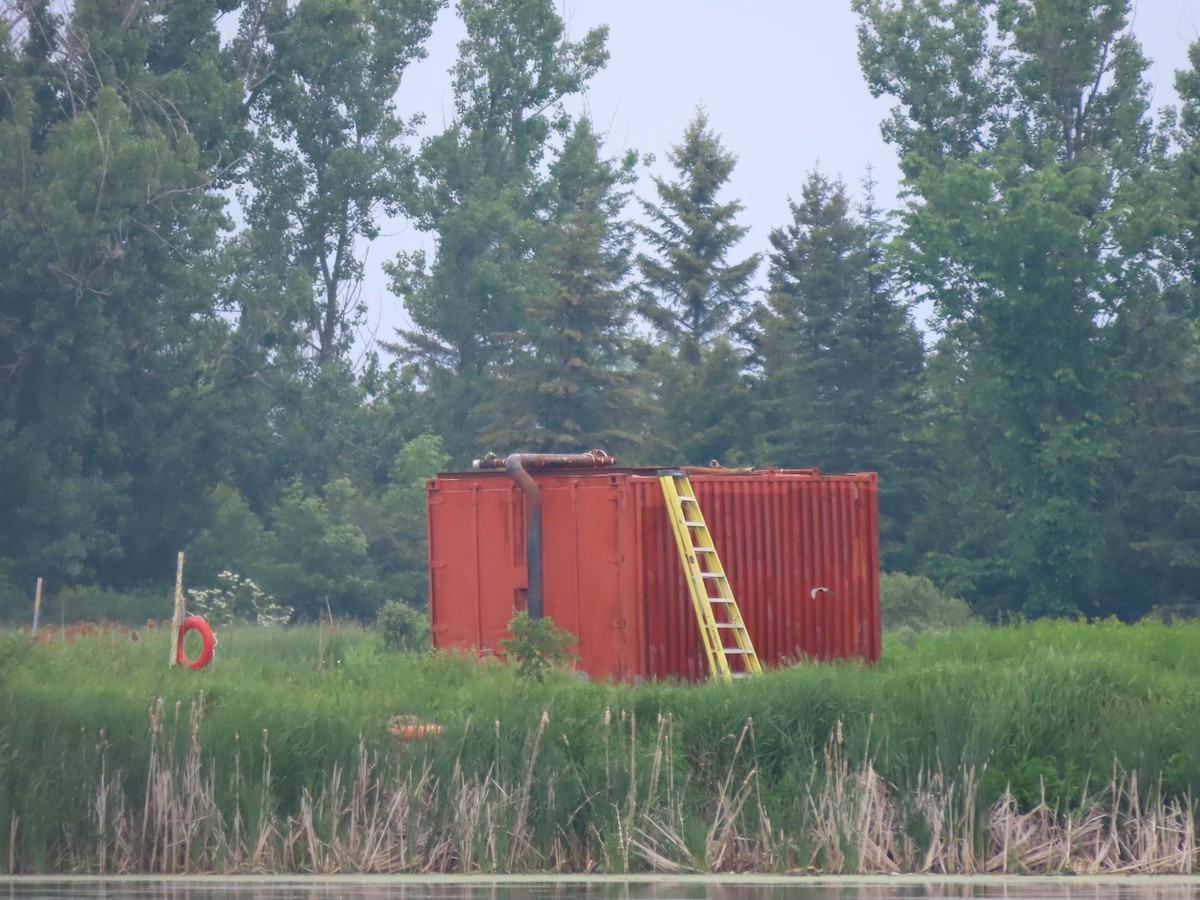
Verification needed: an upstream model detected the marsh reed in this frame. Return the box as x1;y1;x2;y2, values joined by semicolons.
2;619;1198;874
39;697;1200;875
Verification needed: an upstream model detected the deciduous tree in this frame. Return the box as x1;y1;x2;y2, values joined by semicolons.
855;0;1153;616
235;0;440;364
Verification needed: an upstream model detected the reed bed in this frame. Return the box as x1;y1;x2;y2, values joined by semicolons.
1;618;1197;875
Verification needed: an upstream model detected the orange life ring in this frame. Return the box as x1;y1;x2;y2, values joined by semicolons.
177;614;216;669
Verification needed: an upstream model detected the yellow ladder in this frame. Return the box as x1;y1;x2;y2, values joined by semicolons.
659;470;762;681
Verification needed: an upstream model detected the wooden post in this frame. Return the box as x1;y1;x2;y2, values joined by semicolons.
168;552;185;668
32;577;43;637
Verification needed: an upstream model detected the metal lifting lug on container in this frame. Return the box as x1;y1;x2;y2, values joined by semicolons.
658;470;762;682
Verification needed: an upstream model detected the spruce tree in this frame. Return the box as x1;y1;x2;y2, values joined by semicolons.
757;170;925;558
636;107;760;362
635;109;760;464
476;119;652;458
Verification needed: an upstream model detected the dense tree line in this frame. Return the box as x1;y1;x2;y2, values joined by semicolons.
1;0;1196;624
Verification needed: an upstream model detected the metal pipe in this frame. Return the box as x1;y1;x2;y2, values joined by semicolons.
476;450;615;619
505;454;545;620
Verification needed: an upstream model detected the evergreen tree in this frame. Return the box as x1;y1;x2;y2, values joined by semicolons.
636;107;760;363
756;170;925;559
476;118;652;458
635;109;760;464
387;0;608;464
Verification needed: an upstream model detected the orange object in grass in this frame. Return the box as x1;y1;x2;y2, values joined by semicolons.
388;715;443;741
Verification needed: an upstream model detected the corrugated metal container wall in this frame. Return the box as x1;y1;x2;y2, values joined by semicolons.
426;468;879;681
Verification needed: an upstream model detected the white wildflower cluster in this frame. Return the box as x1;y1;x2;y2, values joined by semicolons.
187;571;293;627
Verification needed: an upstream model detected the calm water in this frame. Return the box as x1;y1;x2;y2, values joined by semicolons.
2;877;1199;900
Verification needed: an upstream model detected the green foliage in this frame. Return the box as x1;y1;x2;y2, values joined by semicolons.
879;572;975;633
475;118;653;459
387;0;609;464
258;477;378;621
636;107;760;361
42;585;166;627
375;600;428;652
364;434;451;606
981;756;1082;812
187;571;293;627
1;619;1199;873
499;611;580;682
187;485;270;588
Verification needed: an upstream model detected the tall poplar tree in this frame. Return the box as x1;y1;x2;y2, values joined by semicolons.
387;0;608;463
855;0;1153;616
236;0;440;365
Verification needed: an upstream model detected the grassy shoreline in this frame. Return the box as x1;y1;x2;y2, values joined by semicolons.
1;619;1197;875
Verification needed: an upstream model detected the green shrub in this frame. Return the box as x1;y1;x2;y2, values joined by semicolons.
880;572;976;633
499;610;579;682
375;600;428;652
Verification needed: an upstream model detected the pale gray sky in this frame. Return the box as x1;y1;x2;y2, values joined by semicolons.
355;1;1200;352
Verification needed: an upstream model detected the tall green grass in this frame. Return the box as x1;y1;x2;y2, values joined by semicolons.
1;618;1197;874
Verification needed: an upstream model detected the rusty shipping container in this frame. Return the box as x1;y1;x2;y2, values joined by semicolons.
426;462;880;682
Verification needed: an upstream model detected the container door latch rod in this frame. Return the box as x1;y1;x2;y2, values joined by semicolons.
658;470;762;682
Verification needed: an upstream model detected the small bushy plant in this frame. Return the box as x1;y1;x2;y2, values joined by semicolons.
880;571;976;633
499;610;579;682
375;600;428;652
187;571;292;627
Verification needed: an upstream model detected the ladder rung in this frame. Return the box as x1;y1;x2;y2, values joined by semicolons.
714;622;745;629
701;572;723;579
707;597;734;604
722;648;754;655
693;546;716;553
683;519;705;526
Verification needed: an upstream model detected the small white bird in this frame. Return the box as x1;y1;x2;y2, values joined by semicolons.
810;587;832;599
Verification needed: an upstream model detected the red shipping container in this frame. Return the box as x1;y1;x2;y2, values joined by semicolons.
426;465;880;681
